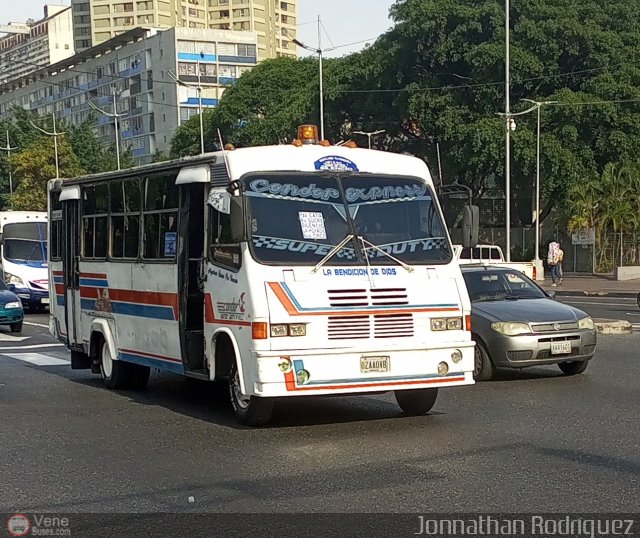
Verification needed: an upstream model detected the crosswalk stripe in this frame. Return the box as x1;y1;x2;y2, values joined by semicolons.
2;352;70;366
0;334;29;342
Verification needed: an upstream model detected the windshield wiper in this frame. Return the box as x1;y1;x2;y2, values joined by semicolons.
311;234;356;273
359;236;414;273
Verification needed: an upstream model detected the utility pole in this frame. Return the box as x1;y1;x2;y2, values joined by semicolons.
353;129;385;149
169;52;205;154
30;113;64;179
0;131;18;198
504;0;511;262
88;88;125;170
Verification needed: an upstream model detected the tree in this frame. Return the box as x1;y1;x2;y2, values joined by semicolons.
8;136;84;211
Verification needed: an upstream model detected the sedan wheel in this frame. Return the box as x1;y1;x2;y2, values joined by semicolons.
473;340;495;381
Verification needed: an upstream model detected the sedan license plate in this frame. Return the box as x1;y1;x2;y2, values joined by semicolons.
360;356;390;373
550;341;572;355
41;298;50;305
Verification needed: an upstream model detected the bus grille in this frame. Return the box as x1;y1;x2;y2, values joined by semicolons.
326;288;413;340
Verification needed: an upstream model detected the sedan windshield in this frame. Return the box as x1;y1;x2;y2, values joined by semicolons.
245;173;451;266
463;270;546;302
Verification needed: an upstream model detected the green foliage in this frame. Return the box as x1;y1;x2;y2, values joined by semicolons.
168;0;640;231
8;136;84;210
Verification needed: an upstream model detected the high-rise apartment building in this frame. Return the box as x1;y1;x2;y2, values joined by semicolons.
0;5;75;85
71;0;297;60
0;27;259;164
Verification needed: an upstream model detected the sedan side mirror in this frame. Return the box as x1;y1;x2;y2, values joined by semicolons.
6;283;16;292
547;290;556;299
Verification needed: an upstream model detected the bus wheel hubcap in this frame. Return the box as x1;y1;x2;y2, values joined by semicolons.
102;343;113;378
232;369;249;409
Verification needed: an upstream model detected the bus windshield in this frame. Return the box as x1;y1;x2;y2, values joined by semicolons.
245;173;451;266
2;222;47;263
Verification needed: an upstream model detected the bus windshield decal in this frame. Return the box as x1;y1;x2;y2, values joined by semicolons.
344;184;427;202
298;212;327;240
248;179;339;201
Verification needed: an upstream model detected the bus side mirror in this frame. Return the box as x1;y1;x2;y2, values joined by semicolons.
462;205;479;248
230;198;246;243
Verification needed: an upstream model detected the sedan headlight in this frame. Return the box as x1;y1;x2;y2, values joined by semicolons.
491;322;531;336
578;317;595;330
4;301;21;309
4;272;23;285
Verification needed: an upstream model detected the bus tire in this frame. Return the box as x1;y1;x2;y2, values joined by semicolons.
229;361;274;426
99;340;150;390
394;387;438;416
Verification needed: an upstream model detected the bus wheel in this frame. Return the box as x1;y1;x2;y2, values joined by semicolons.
99;341;150;390
394;388;438;416
229;362;274;427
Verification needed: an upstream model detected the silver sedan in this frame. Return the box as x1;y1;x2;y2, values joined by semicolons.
461;266;597;381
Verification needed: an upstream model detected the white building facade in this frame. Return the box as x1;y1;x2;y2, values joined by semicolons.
0;5;75;85
0;27;258;164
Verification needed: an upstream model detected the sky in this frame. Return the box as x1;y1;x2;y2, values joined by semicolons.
2;0;396;58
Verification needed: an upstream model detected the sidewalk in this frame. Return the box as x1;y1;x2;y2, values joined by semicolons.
538;273;640;298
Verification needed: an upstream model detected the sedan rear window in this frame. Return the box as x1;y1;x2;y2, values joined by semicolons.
463;270;546;302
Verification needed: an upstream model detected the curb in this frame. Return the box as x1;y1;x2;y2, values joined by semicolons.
593;319;633;335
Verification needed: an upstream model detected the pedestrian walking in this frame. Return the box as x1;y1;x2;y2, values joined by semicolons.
547;241;561;286
557;243;564;285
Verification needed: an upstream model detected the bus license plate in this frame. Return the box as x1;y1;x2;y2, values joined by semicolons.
550;341;571;355
360;356;390;373
41;298;49;305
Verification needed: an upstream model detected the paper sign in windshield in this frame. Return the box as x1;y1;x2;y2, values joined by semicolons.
298;211;327;240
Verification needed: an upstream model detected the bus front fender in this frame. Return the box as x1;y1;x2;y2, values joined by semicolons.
210;328;246;393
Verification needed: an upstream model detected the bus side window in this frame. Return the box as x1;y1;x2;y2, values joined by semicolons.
209;207;241;270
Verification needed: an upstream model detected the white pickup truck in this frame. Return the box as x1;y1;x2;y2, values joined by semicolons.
453;244;536;280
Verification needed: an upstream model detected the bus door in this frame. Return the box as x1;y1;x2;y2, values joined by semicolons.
177;177;206;376
60;189;83;349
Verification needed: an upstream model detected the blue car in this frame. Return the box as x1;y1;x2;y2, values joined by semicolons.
0;279;24;333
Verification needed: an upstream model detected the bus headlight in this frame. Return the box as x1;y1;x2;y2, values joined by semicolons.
270;323;307;337
437;362;449;375
4;273;23;285
431;317;463;331
278;357;292;373
451;349;463;363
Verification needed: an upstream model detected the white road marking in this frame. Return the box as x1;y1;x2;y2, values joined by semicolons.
23;321;49;328
0;343;64;351
0;334;29;342
563;300;637;307
2;352;70;366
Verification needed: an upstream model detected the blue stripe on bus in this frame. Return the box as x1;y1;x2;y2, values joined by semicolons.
118;352;185;375
56;295;65;306
80;299;175;320
79;278;109;287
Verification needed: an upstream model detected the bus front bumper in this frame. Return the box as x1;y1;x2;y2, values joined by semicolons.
251;342;476;397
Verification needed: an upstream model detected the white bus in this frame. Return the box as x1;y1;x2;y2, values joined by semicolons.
0;211;49;311
48;126;478;426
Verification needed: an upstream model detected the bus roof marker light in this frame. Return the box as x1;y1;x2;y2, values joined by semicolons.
297;124;319;145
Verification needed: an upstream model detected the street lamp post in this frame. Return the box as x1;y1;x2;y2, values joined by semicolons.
352;129;385;149
88;88;126;170
505;0;511;262
30;113;64;179
0;131;18;198
521;98;557;271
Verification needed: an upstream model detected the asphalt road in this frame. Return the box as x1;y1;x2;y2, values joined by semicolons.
0;312;639;518
558;295;640;330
